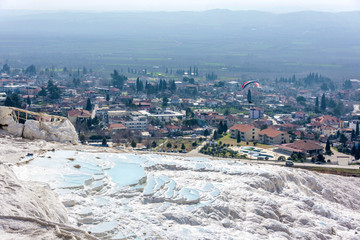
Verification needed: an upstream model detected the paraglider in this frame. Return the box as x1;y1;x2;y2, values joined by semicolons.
241;81;260;104
241;80;260;90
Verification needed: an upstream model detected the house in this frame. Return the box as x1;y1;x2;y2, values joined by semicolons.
279;123;299;132
311;115;344;128
67;109;91;124
230;124;260;142
321;125;337;136
292;111;306;119
275;140;323;157
122;115;148;131
249;107;264;119
165;125;181;133
108;123;127;131
258;129;289;145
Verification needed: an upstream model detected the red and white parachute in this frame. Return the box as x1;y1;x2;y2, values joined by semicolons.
241;80;260;90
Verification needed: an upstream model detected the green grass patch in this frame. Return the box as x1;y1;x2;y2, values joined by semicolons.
155;138;200;152
216;133;274;149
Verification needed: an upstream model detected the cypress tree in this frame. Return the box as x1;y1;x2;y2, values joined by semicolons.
325;139;331;155
247;89;252;103
320;93;326;111
85;98;92;111
356;122;359;136
315;96;319;107
223;122;228;133
237;132;241;143
218;122;224;135
355;144;360;160
351;145;357;156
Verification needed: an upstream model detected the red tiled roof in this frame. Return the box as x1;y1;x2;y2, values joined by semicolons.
108;123;127;130
277;140;323;152
258;128;286;138
165;125;181;130
67;109;91;117
230;124;256;132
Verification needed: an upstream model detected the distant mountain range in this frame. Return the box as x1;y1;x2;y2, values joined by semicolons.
0;10;359;77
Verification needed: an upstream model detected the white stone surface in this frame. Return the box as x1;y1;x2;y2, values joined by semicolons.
13;150;360;240
0;164;97;240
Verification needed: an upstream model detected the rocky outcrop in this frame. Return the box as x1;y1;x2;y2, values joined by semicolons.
0;106;78;144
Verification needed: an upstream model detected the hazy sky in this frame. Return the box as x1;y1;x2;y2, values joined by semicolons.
1;0;360;12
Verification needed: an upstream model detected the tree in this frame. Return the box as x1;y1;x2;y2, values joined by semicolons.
300;131;305;140
356;122;359;136
339;133;348;145
73;78;80;87
102;137;107;146
325;139;331;155
136;77;143;92
4;96;13;107
47;80;61;100
351;130;356;141
26;96;31;106
296;96;306;105
213;130;219;140
1;64;10;74
25;64;36;76
162;97;169;108
5;93;22;108
85;98;92;111
320;83;328;91
181;143;186;150
106;94;110;102
223;122;228;133
79;134;86;144
356;144;360;160
131;140;137;148
314;96;320;113
151;141;157;148
247;89;252;103
317;154;325;163
351;145;357;156
343;79;352;90
111;70;127;89
167;142;172;148
237;132;241;143
218;122;224;135
224;108;230;116
320;93;326;111
38;87;47;97
204;129;210;136
186;108;194;118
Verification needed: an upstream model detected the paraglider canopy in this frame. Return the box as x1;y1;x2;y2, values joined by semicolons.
241;80;260;90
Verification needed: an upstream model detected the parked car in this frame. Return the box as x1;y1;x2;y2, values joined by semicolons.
285;160;294;167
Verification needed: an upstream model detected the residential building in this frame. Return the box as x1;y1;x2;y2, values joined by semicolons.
249;107;264;119
321;125;337;136
275;140;323;157
311;115;344;128
122;115;148;131
139;109;184;122
108;123;127;131
67;109;91;124
230;124;260;142
258;129;289;145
